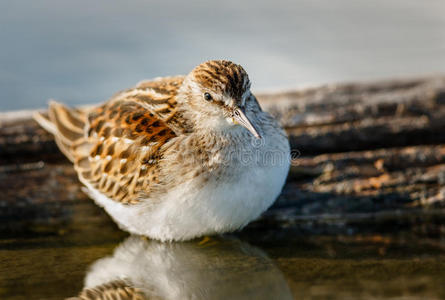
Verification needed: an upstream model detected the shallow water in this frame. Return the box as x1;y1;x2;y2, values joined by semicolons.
1;0;445;111
1;221;444;300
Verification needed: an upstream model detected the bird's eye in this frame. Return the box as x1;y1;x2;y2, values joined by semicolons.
203;92;212;101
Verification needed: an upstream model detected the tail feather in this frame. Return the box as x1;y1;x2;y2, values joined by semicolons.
47;101;84;143
32;110;57;136
33;100;88;162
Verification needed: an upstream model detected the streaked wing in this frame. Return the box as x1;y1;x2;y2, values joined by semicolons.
111;76;188;134
68;280;147;300
75;98;177;204
34;77;185;204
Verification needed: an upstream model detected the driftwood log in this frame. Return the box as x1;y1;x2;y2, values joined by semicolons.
1;76;445;238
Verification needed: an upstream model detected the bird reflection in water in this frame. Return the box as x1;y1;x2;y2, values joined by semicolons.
69;236;293;300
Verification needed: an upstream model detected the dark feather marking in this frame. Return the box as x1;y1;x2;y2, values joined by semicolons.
102;127;111;138
106;143;115;156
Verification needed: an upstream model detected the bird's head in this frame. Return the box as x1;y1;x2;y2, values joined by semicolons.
180;60;261;139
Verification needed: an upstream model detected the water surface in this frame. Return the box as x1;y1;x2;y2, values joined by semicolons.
1;221;444;299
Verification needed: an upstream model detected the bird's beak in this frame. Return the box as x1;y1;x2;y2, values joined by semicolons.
233;107;262;139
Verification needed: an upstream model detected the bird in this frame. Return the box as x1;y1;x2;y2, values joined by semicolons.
34;60;290;241
68;236;293;300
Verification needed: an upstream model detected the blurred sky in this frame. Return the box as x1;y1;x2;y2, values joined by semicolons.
0;0;444;111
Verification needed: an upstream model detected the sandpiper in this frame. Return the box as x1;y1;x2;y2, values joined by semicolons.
34;60;290;241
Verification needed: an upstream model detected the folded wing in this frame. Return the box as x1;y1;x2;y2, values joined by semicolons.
34;80;183;204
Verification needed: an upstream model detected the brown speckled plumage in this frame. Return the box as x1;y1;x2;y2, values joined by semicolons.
33;60;290;241
68;280;148;300
34;61;257;205
81;100;176;204
192;61;250;104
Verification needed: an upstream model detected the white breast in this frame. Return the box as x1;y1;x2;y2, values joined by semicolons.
86;124;290;241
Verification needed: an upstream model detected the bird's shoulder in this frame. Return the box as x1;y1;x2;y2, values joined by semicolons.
108;75;189;134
